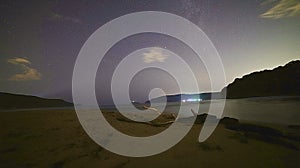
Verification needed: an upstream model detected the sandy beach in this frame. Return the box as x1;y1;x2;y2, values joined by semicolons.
1;109;299;168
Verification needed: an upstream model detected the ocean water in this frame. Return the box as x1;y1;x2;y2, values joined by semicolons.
162;97;300;125
108;96;300;125
2;97;299;125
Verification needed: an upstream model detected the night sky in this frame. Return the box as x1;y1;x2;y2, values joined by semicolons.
0;0;299;104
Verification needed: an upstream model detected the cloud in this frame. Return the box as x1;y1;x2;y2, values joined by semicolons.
7;57;42;81
142;48;168;63
7;57;31;65
261;0;300;19
49;12;81;24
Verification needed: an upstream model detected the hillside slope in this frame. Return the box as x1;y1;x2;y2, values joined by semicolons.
148;60;300;102
0;92;72;110
222;60;300;98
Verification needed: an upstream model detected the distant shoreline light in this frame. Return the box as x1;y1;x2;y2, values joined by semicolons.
182;98;202;102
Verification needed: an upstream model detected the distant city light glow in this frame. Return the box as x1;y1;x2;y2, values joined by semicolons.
182;98;202;102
